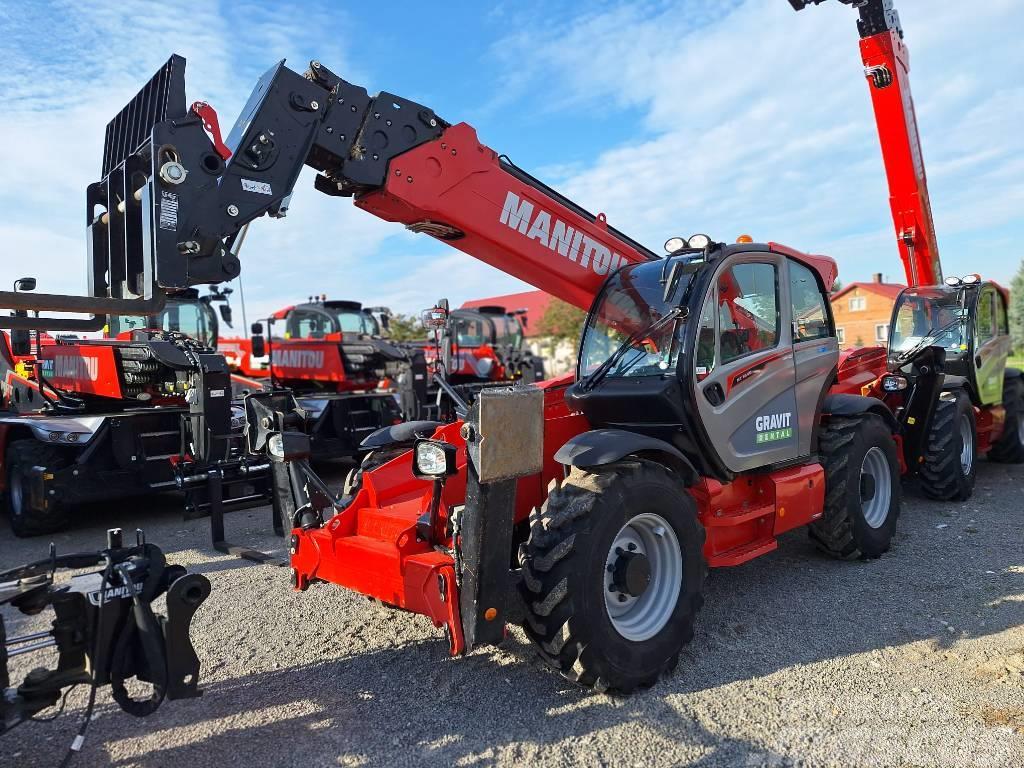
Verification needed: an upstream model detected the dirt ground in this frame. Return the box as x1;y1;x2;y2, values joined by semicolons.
2;460;1022;767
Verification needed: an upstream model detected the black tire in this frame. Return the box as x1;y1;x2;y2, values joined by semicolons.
4;440;72;538
918;391;977;501
810;415;901;560
988;377;1024;463
519;459;706;694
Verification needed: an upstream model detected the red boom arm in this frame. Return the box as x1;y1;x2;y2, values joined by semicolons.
792;0;942;287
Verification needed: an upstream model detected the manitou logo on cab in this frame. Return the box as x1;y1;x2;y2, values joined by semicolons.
499;191;629;277
275;349;326;369
54;355;99;381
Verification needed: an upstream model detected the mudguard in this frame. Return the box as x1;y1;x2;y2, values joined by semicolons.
822;393;897;431
554;428;699;485
360;420;443;450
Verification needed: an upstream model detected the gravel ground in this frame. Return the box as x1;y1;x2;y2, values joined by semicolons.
2;460;1022;768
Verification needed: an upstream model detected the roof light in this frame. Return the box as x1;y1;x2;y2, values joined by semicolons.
688;233;711;249
664;237;687;254
944;276;962;287
736;234;754;244
962;274;981;284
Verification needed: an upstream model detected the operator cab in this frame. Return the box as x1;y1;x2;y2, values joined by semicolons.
568;240;839;481
280;300;381;339
889;278;1011;406
110;289;223;348
451;307;525;350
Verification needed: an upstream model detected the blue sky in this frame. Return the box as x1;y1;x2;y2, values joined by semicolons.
1;0;1022;325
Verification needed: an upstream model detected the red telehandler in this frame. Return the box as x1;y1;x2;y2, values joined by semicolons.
1;285;270;537
59;53;916;694
431;305;542;386
219;297;425;460
790;0;1024;498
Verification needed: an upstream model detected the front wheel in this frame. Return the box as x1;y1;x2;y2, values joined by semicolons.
4;440;72;538
810;414;901;560
989;377;1024;464
919;391;977;501
519;460;706;693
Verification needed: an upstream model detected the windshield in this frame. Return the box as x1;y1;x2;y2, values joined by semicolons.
578;260;692;379
490;315;523;348
890;287;969;359
112;298;217;346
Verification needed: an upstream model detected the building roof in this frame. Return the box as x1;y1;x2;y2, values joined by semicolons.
831;281;905;302
461;290;554;337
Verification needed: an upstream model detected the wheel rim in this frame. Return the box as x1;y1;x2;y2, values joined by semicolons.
959;413;974;473
604;513;682;642
860;447;892;529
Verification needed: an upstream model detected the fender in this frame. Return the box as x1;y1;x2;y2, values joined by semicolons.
554;428;699;486
822;393;897;431
360;420;443;451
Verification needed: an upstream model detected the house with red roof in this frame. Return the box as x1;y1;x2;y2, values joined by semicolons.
830;273;905;349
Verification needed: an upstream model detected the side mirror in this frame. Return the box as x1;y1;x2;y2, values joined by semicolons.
10;329;31;357
14;277;36;292
218;303;233;327
421;302;450;330
250;322;266;358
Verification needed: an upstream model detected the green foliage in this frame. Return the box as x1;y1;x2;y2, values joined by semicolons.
536;299;587;342
831;279;843;294
386;313;425;342
1010;259;1024;353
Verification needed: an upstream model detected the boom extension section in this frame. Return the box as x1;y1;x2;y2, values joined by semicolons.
790;0;941;286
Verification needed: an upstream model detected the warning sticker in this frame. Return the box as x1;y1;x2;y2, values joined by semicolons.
159;191;179;231
241;178;272;195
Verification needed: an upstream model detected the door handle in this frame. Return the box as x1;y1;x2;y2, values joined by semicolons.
704;383;725;406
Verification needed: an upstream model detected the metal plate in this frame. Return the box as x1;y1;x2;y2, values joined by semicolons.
469;386;543;483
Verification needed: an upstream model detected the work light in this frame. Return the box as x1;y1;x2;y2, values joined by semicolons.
413;440;458;479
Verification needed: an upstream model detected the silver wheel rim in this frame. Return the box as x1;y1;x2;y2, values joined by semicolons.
604;513;682;642
860;447;892;529
959;414;974;474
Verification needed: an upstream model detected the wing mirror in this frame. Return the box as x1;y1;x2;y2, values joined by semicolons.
218;303;233;327
250;322;266;358
421;298;450;330
9;278;36;355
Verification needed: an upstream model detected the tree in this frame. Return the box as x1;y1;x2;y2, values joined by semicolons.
831;279;844;294
386;313;425;342
536;299;587;343
1010;258;1024;354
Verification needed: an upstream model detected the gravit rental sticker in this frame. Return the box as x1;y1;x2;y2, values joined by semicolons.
755;412;793;444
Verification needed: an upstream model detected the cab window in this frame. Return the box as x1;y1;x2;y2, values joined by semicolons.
996;291;1009;335
286;310;336;339
717;262;779;364
976;288;997;345
455;316;487;346
694;295;716;379
789;260;831;342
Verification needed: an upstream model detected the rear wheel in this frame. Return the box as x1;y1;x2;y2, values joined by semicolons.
810;415;901;560
4;440;72;538
989;377;1024;463
520;460;706;693
919;391;977;501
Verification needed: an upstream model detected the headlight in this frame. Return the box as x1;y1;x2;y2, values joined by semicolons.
265;431;312;462
881;374;909;392
476;357;495;377
413;440;458;480
687;233;711;249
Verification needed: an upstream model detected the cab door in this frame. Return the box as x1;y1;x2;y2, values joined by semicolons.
692;253;800;473
788;259;840;456
974;284;1010;406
